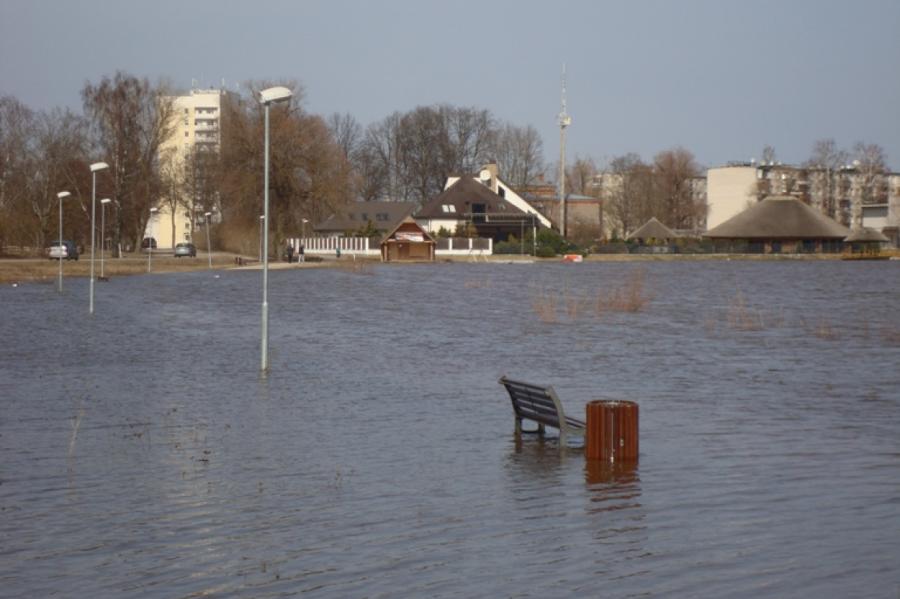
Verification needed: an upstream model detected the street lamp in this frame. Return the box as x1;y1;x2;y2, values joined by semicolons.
259;85;293;372
56;191;71;293
302;218;309;240
88;161;109;314
147;207;158;272
259;215;265;262
100;198;111;279
204;211;213;269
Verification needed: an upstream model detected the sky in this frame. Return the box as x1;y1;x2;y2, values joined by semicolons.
2;0;899;171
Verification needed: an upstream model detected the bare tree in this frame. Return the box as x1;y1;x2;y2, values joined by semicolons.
805;138;848;218
488;123;545;188
853;142;888;204
357;104;497;205
604;153;654;237
218;81;355;251
761;145;777;165
653;147;702;230
0;96;34;250
567;155;597;196
326;112;363;162
81;72;176;253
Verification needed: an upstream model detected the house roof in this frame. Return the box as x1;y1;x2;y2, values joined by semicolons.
627;217;679;240
844;227;890;243
704;195;851;240
381;216;435;243
416;176;522;219
315;201;416;232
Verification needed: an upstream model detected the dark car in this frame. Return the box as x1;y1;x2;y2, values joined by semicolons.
174;242;197;258
47;240;79;260
141;237;158;250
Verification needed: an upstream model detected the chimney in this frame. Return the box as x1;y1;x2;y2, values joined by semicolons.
480;162;500;193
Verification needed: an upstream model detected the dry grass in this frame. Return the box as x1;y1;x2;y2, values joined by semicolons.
563;286;587;319
880;324;900;345
595;268;651;314
530;287;558;323
464;278;491;289
0;254;239;284
726;291;764;331
812;317;837;340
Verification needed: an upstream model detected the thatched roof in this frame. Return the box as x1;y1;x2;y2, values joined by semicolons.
627;217;678;241
704;196;850;240
844;227;889;243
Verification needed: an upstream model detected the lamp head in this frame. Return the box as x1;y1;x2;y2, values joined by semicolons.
260;86;292;105
204;211;212;217
90;162;109;173
100;198;112;205
149;207;158;214
57;191;71;199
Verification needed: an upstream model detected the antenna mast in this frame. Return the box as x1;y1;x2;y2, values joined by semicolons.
558;64;572;238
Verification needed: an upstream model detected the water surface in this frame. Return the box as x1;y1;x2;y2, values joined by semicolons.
1;260;898;597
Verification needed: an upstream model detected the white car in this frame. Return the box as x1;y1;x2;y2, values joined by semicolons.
47;241;79;260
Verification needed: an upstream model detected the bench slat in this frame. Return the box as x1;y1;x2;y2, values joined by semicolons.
499;376;585;443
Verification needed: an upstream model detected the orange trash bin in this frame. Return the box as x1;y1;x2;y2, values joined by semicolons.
585;400;639;463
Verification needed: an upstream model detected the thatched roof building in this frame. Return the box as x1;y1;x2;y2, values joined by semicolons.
844;227;889;243
627;217;679;242
703;195;851;253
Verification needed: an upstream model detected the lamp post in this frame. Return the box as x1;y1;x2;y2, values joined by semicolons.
88;162;109;314
259;215;265;262
100;198;111;279
301;218;309;240
147;207;158;272
56;191;71;293
259;86;293;372
204;211;213;269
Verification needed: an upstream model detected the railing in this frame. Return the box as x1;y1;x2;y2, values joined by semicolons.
288;236;494;258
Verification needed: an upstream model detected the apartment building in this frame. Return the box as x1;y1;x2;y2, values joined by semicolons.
148;88;226;249
707;161;900;246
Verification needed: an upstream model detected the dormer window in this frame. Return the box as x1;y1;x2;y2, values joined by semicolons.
441;204;457;214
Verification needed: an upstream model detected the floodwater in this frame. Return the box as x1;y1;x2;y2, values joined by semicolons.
1;260;898;598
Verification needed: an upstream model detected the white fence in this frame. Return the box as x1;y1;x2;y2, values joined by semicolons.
287;236;493;258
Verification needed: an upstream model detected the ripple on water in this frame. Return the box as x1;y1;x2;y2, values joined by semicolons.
0;261;898;597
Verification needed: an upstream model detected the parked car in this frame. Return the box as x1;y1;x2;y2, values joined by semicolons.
47;240;79;260
141;237;158;250
174;242;197;258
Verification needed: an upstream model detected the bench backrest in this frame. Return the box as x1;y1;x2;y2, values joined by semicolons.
499;376;569;428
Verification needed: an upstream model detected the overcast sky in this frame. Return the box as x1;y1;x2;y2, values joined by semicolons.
2;0;899;170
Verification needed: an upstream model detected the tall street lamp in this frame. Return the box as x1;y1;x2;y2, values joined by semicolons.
259;215;265;262
56;191;71;293
88;162;109;314
147;207;158;272
302;218;309;240
100;198;111;279
259;85;293;372
204;211;213;269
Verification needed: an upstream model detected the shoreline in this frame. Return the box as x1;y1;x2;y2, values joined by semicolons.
2;250;896;285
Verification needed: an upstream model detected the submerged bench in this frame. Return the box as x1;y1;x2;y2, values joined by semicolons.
498;376;585;444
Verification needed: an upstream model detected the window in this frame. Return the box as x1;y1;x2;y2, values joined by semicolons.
184;131;189;137
376;213;388;221
441;204;456;213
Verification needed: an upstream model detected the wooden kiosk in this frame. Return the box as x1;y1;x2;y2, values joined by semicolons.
380;217;436;262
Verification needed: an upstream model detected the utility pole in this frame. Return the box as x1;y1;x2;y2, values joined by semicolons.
558;64;571;239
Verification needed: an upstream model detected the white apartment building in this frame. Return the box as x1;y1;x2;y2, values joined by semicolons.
707;161;900;246
148;88;225;249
